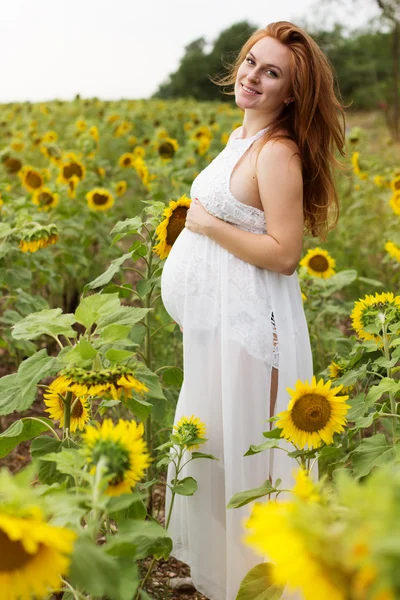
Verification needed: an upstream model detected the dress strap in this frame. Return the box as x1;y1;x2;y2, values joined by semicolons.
231;126;269;144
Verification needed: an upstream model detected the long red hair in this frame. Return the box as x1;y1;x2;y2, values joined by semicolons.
211;21;346;238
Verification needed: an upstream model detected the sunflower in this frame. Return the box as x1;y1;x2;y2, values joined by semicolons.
328;361;354;395
19;165;44;192
133;146;146;158
10;141;25;152
56;366;149;400
86;187;115;211
115;180;127;196
291;467;320;503
43;377;90;432
19;225;59;253
153;194;191;259
195;137;211;156
133;157;150;188
190;126;213;141
244;500;346;600
42;130;58;143
389;193;400;216
351;152;368;180
300;247;336;279
390;175;400;193
31;188;59;211
385;241;400;263
351;292;400;342
58;156;86;185
75;118;87;131
174;415;207;450
82;418;151;496
3;156;22;174
0;509;76;600
89;125;99;142
276;376;350;449
118;152;135;168
157;137;179;161
128;135;137;146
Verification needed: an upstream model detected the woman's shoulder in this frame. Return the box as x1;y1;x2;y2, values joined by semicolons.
258;130;301;164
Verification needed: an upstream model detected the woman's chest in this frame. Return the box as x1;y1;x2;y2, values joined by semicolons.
229;144;263;212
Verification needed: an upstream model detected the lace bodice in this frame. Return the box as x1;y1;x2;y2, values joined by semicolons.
190;127;268;234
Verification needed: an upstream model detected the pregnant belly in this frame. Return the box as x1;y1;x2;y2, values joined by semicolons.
160;228;221;328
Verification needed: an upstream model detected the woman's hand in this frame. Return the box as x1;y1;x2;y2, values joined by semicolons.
185;197;216;236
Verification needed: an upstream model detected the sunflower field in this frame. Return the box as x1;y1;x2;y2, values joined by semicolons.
0;98;399;600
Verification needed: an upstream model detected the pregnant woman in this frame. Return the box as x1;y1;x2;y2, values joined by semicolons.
161;21;346;600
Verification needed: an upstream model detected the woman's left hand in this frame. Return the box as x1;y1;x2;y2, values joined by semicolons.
185;197;216;236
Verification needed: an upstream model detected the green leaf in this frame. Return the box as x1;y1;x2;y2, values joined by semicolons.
236;562;283;600
357;276;383;288
170;476;198;496
352;434;400;479
347;394;368;420
30;436;64;485
244;439;281;456
40;449;87;479
17;350;58;393
366;378;400;407
190;452;218;460
134;363;166;401
75;293;121;330
107;493;147;522
327;269;358;291
105;348;135;363
97;306;150;328
85;253;132;290
69;536;121;598
58;339;98;367
124;396;153;421
100;324;131;342
110;216;143;237
11;308;76;341
0;373;34;416
162;367;184;388
227;481;277;509
262;428;283;439
0;417;55;458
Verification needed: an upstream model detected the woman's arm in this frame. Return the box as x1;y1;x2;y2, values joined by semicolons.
185;140;304;275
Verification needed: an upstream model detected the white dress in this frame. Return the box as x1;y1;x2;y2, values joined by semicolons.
161;126;313;600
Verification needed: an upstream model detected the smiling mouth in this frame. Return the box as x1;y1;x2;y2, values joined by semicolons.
241;83;261;95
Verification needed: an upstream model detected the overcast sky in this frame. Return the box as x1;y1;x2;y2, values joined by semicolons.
0;0;380;103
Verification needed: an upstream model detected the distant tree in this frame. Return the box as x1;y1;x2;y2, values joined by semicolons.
152;21;258;101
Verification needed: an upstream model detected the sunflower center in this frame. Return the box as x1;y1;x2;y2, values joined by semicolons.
159;142;175;159
71;398;84;418
308;255;329;272
4;157;22;173
91;439;131;485
166;206;188;245
92;192;109;205
291;393;332;432
26;171;42;189
0;529;33;571
122;157;132;166
39;192;54;206
63;163;83;180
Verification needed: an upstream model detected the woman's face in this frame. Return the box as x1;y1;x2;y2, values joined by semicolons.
234;36;293;115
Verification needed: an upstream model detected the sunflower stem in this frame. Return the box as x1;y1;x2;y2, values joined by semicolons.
143;236;155;501
63;391;72;439
382;322;397;445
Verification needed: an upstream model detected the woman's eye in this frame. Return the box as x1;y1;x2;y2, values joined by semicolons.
246;58;277;77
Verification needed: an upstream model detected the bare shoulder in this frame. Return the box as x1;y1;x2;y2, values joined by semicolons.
257;134;301;171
